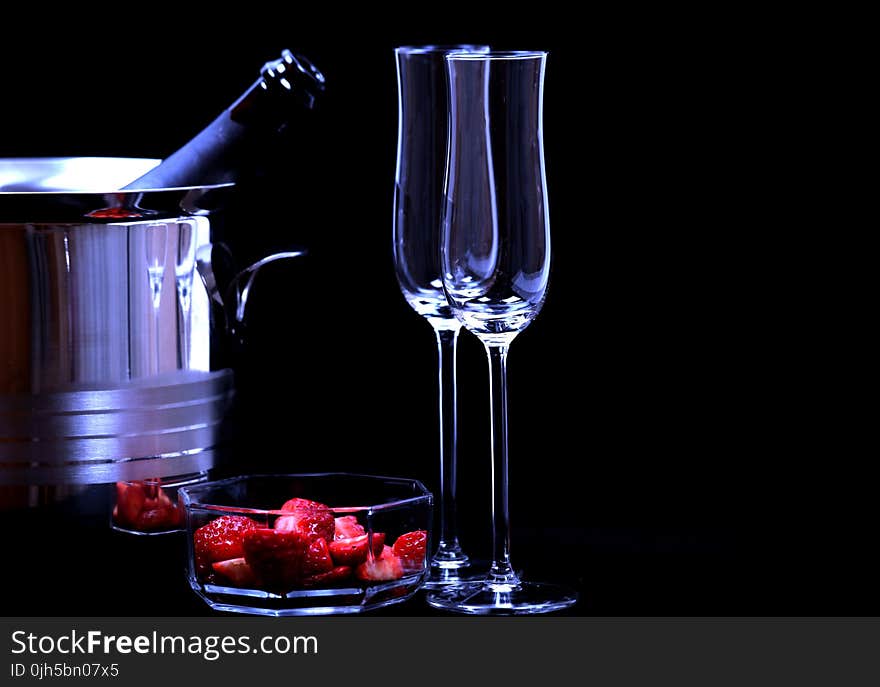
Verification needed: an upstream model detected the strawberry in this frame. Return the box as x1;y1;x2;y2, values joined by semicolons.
242;527;310;590
355;545;404;582
275;498;334;541
212;557;259;587
301;565;352;588
334;515;365;539
392;530;428;572
114;482;145;526
281;497;327;512
302;536;334;577
329;532;385;567
194;515;258;578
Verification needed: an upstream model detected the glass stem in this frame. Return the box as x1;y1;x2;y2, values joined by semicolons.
432;325;468;565
486;343;519;587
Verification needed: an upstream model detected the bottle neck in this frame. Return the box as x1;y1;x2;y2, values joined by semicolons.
122;50;325;190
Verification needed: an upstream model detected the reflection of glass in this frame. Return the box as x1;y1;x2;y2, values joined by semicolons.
175;222;197;370
144;223;167;373
427;51;577;614
393;44;489;588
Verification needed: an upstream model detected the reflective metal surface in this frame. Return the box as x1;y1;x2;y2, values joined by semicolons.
0;371;232;484
0;158;295;487
0;157;234;222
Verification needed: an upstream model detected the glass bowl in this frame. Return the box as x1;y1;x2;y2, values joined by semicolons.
179;473;432;616
111;472;207;535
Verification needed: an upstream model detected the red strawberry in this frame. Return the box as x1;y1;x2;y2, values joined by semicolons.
194;515;258;578
355;545;404;582
114;482;145;526
275;498;334;541
302;536;334;577
392;530;428;572
301;565;352;588
281;497;327;512
212;557;259;587
242;528;310;590
329;532;385;567
334;515;365;539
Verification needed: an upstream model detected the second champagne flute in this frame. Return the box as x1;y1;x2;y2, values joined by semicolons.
427;50;578;614
393;44;489;587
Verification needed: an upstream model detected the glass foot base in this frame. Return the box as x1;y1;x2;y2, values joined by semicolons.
423;559;489;590
425;581;578;615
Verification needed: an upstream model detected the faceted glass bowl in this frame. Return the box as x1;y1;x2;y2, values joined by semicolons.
180;473;432;616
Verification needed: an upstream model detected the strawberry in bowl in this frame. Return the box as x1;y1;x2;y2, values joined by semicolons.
180;473;432;615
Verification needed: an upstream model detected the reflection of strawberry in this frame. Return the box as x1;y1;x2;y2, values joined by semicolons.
392;530;428;572
168;504;185;527
135;507;172;531
212;558;259;587
115;482;145;526
303;536;334;577
301;565;352;587
329;533;385;567
355;545;404;582
275;498;334;541
115;481;183;531
334;515;365;539
243;528;310;590
194;515;258;577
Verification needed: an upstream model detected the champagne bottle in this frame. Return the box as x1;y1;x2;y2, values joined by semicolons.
123;49;325;189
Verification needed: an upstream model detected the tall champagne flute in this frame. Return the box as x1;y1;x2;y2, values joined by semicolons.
427;51;578;613
393;44;489;587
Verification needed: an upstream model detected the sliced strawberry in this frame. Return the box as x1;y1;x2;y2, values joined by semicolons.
355;545;404;582
212;557;259;587
115;482;145;526
281;497;328;512
334;515;365;539
301;565;352;588
275;498;334;541
392;530;428;572
302;536;334;577
329;532;385;567
194;515;258;578
242;527;310;590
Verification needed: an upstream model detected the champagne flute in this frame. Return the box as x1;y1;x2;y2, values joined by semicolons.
427;51;578;613
393;44;489;587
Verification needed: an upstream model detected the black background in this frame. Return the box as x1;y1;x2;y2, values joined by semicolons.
0;8;870;616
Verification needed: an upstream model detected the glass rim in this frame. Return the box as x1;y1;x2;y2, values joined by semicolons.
178;471;433;513
395;44;491;55
445;50;548;61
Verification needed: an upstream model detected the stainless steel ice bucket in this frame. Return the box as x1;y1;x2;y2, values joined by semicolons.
0;157;298;489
